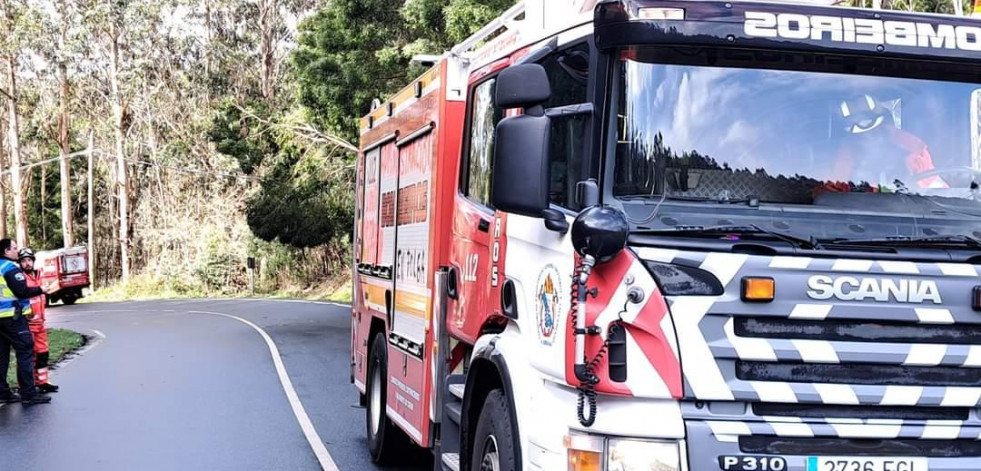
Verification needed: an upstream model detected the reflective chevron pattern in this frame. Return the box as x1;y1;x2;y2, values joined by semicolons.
633;247;981;409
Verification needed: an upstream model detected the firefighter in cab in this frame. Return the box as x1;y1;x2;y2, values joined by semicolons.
19;248;59;393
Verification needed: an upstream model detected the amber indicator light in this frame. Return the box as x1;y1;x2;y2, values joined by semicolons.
742;277;775;302
567;449;602;471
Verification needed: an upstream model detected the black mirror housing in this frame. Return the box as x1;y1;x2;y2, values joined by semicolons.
491;63;552;218
496;64;551;109
491;114;550;217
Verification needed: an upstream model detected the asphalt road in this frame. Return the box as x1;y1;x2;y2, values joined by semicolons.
0;299;433;471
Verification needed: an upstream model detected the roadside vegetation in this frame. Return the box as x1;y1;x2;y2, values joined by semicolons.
5;328;85;387
0;0;966;304
84;272;352;304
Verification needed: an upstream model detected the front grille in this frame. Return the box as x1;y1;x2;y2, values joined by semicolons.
736;361;981;387
752;403;969;421
736;317;981;345
740;437;981;457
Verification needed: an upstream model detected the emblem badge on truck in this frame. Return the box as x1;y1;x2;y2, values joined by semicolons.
806;275;942;304
536;265;563;346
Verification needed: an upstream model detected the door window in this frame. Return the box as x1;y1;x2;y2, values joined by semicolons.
541;43;591;210
461;78;502;207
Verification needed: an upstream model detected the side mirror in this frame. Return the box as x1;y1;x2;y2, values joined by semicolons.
491;64;552;218
495;63;551;109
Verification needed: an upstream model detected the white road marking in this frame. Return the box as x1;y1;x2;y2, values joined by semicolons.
47;328;106;371
0;328;106;410
189;310;339;471
249;298;350;308
51;304;344;469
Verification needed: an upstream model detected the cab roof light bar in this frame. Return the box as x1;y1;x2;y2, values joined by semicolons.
636;7;685;20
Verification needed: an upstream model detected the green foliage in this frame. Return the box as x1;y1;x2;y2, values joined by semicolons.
193;229;237;291
327;284;353;303
87;273;207;301
443;0;516;45
241;0;513;254
292;0;417;143
209;101;355;250
246;147;355;248
402;0;516;51
293;0;515;142
847;0;971;13
208;101;279;175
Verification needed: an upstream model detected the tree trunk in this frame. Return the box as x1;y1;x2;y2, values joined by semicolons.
109;10;129;282
259;0;275;101
87;132;95;289
58;0;73;248
40;161;46;244
954;0;965;15
0;119;7;238
7;54;26;248
205;0;213;79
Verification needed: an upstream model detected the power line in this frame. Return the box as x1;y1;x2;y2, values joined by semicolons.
120;157;257;181
0;149;258;181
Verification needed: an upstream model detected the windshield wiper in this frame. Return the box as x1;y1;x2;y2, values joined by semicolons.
644;224;821;249
827;234;981;249
620;194;761;207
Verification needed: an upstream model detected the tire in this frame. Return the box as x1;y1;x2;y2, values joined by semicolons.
62;296;77;305
470;390;518;471
366;334;406;463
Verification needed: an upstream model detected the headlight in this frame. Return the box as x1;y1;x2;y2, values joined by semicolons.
607;438;681;471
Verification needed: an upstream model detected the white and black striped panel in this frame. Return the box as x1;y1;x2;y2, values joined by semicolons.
702;419;981;440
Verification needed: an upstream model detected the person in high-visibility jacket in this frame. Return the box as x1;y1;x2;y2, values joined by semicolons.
19;248;58;393
0;238;57;405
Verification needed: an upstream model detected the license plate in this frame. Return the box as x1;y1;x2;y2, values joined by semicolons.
807;457;928;471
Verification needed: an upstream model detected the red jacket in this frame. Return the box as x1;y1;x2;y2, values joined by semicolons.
24;269;45;324
833;125;948;189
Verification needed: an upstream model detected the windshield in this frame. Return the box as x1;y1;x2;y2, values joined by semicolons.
612;47;981;233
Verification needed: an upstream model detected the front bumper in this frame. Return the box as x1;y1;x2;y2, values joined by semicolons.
686;419;981;471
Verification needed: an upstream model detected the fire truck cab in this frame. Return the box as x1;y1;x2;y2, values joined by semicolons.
352;0;981;470
38;246;90;305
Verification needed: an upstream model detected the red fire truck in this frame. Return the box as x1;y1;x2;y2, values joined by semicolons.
37;246;90;305
352;0;981;470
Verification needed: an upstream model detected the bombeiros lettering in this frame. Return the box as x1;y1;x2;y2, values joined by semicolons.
745;11;981;51
806;275;942;304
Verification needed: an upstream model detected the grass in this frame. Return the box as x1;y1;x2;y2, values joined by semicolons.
84;274;210;303
83;272;353;304
6;328;86;387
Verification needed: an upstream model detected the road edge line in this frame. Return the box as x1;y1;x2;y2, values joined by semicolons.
1;328;105;411
53;328;107;370
188;310;340;471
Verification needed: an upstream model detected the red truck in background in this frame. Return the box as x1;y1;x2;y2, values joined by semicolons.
37;246;90;305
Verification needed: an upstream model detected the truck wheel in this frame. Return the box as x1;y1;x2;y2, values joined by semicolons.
62;296;77;305
470;390;517;471
366;334;405;463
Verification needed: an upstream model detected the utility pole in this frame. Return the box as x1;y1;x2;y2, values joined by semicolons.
57;0;73;248
87;132;95;290
40;159;46;243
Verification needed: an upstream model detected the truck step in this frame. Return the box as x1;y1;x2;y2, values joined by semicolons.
445;400;462;425
441;452;461;471
448;383;465;400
